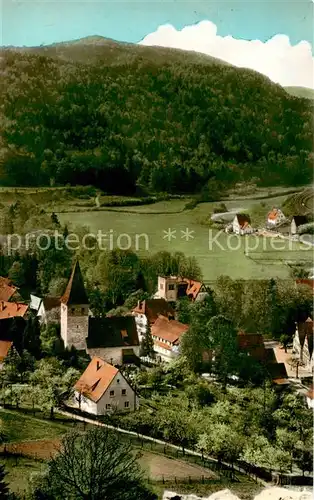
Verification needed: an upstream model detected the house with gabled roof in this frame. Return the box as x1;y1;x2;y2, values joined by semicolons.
291;216;309;235
154;276;208;303
267;208;286;227
151;315;189;362
0;317;27;369
132;298;175;340
237;331;288;384
232;214;254;235
73;357;139;415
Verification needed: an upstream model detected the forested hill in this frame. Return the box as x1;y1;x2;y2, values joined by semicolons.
0;37;313;194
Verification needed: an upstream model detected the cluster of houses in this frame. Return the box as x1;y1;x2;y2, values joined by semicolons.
224;208;311;237
0;262;313;416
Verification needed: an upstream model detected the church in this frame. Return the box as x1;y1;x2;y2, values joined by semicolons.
60;261;140;366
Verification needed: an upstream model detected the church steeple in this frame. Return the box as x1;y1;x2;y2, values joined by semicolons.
61;260;89;306
60;260;89;350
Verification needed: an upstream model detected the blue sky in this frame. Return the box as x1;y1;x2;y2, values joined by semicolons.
2;0;313;47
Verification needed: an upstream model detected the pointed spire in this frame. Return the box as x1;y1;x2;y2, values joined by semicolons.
61;260;89;305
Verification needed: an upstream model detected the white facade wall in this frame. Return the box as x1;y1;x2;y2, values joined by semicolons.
87;346;140;365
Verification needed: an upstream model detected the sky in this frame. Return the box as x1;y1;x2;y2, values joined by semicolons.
2;0;314;88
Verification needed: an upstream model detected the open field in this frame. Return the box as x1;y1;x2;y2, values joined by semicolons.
58;202;312;281
1;185;312;280
1;408;71;443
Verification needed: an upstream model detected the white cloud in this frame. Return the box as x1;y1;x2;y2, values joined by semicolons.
139;20;314;89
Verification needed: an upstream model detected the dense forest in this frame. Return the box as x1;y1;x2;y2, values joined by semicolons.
0;38;313;194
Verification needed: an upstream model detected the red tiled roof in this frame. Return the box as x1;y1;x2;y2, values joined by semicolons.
296;279;314;291
74;357;119;403
0;301;28;320
0;340;13;362
133;299;175;324
0;277;17;302
267;208;283;221
151;315;188;344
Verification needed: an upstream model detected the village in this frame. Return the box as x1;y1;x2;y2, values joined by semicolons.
0;260;313;415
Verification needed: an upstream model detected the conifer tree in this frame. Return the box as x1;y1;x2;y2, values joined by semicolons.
140;322;155;359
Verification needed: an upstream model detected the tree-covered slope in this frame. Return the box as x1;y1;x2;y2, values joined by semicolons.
284;86;314;100
0;37;313;194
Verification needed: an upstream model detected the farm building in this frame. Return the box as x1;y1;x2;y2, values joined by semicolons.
266;208;286;227
73;357;139;415
232;214;254;235
154;276;208;302
290;215;309;235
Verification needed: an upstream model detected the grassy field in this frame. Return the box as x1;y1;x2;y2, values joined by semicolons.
1;185;312;280
1;408;71;443
57;195;312;281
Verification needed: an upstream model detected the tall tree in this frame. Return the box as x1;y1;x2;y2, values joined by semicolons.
37;427;157;500
139;322;155;359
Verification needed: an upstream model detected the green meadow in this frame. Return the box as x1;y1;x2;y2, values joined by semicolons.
57;195;312;281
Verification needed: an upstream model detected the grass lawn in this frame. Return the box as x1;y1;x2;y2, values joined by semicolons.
4;456;46;496
58;194;312;281
1;408;71;443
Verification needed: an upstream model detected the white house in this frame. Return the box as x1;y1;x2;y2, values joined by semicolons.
232;214;254;235
151;315;188;362
73;357;139;415
267;208;286;227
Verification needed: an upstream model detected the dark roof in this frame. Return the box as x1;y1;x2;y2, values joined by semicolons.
235;214;251;228
266;362;288;381
0;317;26;353
43;297;60;311
122;348;141;366
61;261;89;305
306;332;313;357
297;318;314;348
87;316;139;349
292;216;308;227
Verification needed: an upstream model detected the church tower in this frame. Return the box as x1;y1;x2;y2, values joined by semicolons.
60;261;89;350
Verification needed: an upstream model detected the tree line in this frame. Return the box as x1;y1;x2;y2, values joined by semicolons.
1;49;313;194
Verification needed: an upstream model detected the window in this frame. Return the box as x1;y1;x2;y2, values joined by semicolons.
160;283;164;290
122;389;126;396
71;308;75;314
117;379;120;384
168;284;175;291
106;404;111;409
124;401;129;408
110;390;114;397
81;307;85;314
